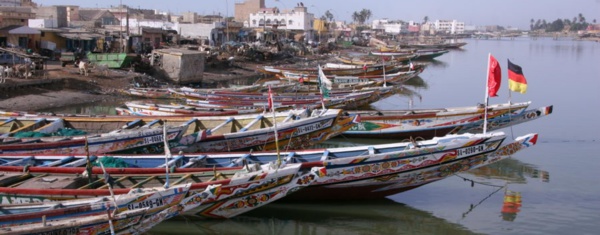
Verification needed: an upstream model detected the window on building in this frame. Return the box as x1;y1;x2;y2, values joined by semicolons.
288;20;293;25
252;19;256;25
266;19;271;25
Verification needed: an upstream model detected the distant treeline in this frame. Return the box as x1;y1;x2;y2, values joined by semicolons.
530;14;596;32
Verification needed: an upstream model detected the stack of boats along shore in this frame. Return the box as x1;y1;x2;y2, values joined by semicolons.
0;43;554;234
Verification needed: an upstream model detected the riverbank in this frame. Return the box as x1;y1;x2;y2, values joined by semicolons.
0;60;138;112
0;59;264;112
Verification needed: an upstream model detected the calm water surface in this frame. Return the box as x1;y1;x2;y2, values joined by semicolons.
50;37;600;235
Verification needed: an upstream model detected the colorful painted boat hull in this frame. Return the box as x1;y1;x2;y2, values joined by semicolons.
0;184;189;228
286;133;538;200
342;102;535;139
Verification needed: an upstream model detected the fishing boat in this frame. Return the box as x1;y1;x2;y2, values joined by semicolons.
370;48;449;60
341;101;542;139
117;102;262;116
119;85;271;100
0;108;355;153
120;88;174;99
414;49;450;60
367;133;535;198
277;69;419;84
323;62;424;73
408;41;467;49
169;86;376;101
90;164;321;234
0;120;195;155
0;132;537;200
182;90;383;111
0;161;318;218
0;183;191;228
335;53;418;65
257;63;396;76
1;207;150;234
456;105;553;134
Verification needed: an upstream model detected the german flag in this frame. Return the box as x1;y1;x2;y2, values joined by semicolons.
508;59;528;94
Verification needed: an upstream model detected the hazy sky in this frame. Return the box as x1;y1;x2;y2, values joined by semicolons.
37;0;600;29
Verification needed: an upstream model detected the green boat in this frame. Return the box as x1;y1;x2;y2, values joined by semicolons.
86;52;136;68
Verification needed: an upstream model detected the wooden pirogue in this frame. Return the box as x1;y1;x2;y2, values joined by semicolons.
0;161;322;219
0;132;538;200
0;108;356;154
0;183;191;228
341;101;552;139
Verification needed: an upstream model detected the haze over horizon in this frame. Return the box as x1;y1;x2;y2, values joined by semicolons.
37;0;600;30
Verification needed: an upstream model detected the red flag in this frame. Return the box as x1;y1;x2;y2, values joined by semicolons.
267;85;274;111
362;64;367;71
487;54;501;97
507;59;527;94
352;114;361;123
299;75;304;83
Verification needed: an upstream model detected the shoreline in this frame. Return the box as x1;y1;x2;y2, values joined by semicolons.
0;59;263;112
0;90;126;112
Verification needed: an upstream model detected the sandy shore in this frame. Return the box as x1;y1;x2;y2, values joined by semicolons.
0;90;120;112
0;60;137;112
0;59;263;112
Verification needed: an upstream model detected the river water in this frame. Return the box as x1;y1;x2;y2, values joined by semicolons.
48;37;600;235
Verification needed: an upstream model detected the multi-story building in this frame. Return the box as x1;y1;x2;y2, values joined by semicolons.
372;19;388;31
234;0;264;23
431;19;465;34
0;6;34;28
181;11;198;23
372;19;408;34
33;6;70;28
248;5;313;31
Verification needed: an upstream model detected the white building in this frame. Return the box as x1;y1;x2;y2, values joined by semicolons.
28;19;58;28
178;22;227;45
372;19;407;34
247;5;314;31
122;18;177;34
431;20;465;34
372;19;389;30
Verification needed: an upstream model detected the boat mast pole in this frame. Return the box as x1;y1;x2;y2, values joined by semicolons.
483;53;490;134
268;85;281;166
162;122;171;189
99;162;117;235
382;56;386;87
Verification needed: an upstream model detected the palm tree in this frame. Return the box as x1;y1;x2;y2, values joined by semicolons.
324;10;334;22
352;11;360;24
594;19;597;24
530;18;535;30
423;16;429;25
578;13;585;23
351;9;372;25
360;9;372;24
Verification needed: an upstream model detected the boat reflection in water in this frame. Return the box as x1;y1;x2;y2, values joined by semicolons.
467;158;550;184
463;158;549;222
502;188;522;222
149;199;478;235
